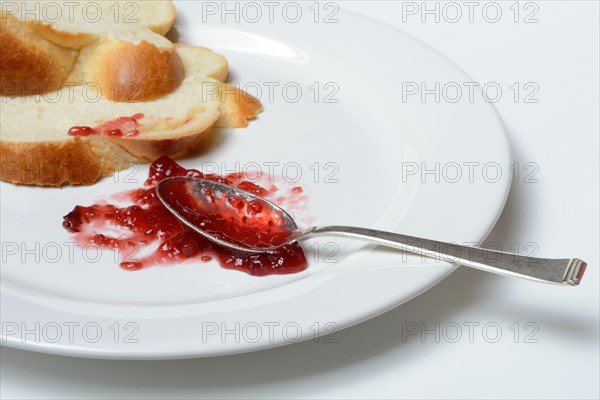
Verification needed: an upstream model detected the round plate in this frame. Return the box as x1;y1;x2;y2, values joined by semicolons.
0;4;511;358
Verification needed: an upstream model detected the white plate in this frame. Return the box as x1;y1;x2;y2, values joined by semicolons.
0;3;511;359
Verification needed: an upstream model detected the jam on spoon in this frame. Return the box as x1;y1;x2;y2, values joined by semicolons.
157;177;297;250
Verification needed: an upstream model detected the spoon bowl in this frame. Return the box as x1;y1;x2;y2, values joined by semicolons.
157;176;303;253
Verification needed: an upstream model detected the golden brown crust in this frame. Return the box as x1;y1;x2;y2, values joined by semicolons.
0;13;77;96
0;138;132;187
98;40;185;102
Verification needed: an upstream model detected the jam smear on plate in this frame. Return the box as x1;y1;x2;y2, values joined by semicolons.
62;156;308;276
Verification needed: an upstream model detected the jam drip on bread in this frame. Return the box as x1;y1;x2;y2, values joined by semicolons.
68;113;144;137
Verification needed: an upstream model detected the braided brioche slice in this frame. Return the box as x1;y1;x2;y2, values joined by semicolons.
0;44;262;187
1;1;181;99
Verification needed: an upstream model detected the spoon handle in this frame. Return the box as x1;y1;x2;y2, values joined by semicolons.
303;226;586;286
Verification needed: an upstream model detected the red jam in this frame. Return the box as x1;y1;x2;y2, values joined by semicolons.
68;113;144;138
62;156;308;276
158;178;295;250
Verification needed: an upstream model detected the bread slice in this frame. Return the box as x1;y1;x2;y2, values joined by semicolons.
0;44;262;186
1;0;263;186
1;1;180;99
3;0;176;49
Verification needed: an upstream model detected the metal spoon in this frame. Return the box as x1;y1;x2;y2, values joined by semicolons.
157;177;586;286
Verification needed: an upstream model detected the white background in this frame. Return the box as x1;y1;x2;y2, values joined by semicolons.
1;1;599;398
